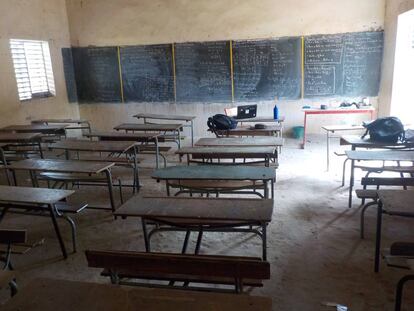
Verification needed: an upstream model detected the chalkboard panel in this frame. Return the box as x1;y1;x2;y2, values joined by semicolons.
304;31;383;98
120;44;174;102
72;47;121;103
61;48;78;103
233;37;302;101
175;41;232;103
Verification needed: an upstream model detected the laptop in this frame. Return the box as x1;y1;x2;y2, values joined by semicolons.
235;105;257;119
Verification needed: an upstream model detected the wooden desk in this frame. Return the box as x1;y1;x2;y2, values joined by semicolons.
345;150;414;208
0;124;67;136
85;131;163;168
213;125;282;138
2;278;271;310
340;135;414;149
49;140;140;191
0;132;44;158
32;119;91;133
196;137;284;147
375;190;414;272
322;125;364;171
176;146;277;167
237;116;285;123
302;108;375;148
115;196;273;259
0;186;74;258
152;165;276;199
133;113;196;146
7;159;117;212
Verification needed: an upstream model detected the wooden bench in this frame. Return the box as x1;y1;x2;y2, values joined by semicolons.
356;177;414;239
85;250;270;293
383;242;414;311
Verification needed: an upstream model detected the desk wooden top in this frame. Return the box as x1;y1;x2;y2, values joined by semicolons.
196;137;284;147
133;113;196;121
0;132;42;142
237;116;285;123
152;165;276;181
0;185;73;205
49;140;136;153
340;135;414;148
378;190;414;212
31;119;89;124
322;125;364;132
176;146;276;157
346;150;414;161
0;124;67;133
214;125;282;136
303;107;374;113
8;159;114;174
85;131;160;141
2;278;271;311
114;123;183;131
115;196;273;222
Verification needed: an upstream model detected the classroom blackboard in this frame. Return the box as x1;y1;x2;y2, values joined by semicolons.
61;48;78;103
304;31;383;98
120;44;174;102
71;47;122;103
175;41;232;103
233;37;302;101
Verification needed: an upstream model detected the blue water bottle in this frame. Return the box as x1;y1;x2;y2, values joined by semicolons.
273;104;279;120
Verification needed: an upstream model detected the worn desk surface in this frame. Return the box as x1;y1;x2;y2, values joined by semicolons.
214;125;282;136
85;131;161;141
49;140;136;153
346;150;414;162
32;119;89;124
152;165;276;181
8;159;114;174
2;278;271;311
196;137;284;147
378;190;414;212
0;124;67;133
0;132;42;142
322;125;364;132
114;123;183;131
236;116;285;123
340;135;414;149
176;146;276;157
0;185;73;205
115;196;273;222
133;113;196;121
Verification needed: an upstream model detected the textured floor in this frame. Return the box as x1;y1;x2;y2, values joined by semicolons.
0;135;413;310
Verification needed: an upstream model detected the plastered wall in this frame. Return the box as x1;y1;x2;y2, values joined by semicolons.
0;0;80;126
64;0;386;137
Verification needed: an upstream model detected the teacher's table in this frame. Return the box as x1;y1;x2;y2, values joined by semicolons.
133;113;196;146
114;196;273;260
0;186;74;258
302;108;375;148
152;165;276;199
345;150;414;208
176;146;278;167
1;278;271;311
7;159;118;212
49;140;140;191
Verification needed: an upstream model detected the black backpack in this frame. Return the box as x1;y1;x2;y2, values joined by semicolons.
361;117;405;143
207;114;238;131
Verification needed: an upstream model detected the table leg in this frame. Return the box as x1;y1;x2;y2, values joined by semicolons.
302;112;307;149
326;130;330;171
133;145;140;192
190;120;194;146
104;169;116;213
155;137;160;169
348;159;355;208
374;201;383;272
262;223;267;260
49;203;68;259
141;218;150;252
37;140;44;159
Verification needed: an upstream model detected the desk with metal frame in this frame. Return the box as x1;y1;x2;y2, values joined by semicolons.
0;132;44;158
212;125;282;138
114;196;273;260
0;124;67;137
133;113;196;146
152;165;276;199
196;137;284;148
345;150;414;208
0;186;74;258
302;108;375;148
7;159;118;212
31;119;91;134
49;140;140;192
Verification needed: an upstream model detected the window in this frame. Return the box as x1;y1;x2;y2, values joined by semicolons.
10;39;56;101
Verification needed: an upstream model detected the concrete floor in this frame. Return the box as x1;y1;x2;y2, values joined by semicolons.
0;135;413;310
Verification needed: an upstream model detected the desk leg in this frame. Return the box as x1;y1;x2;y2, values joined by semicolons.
104;169;116;213
37;140;44;159
326;130;330;171
302;112;307;149
141;218;150;252
190;120;194;146
262;224;267;260
133;145;140;192
155;137;160;169
348;158;355;208
49;203;68;259
374;201;383;272
271;180;274;199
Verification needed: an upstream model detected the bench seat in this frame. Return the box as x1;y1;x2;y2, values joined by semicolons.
355;189;378;200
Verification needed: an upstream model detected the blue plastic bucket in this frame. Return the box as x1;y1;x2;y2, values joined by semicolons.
292;126;304;139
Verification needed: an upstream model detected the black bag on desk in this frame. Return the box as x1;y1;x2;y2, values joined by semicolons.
207;114;238;131
361;117;405;143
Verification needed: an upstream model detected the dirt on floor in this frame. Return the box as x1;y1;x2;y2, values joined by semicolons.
0;135;413;310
